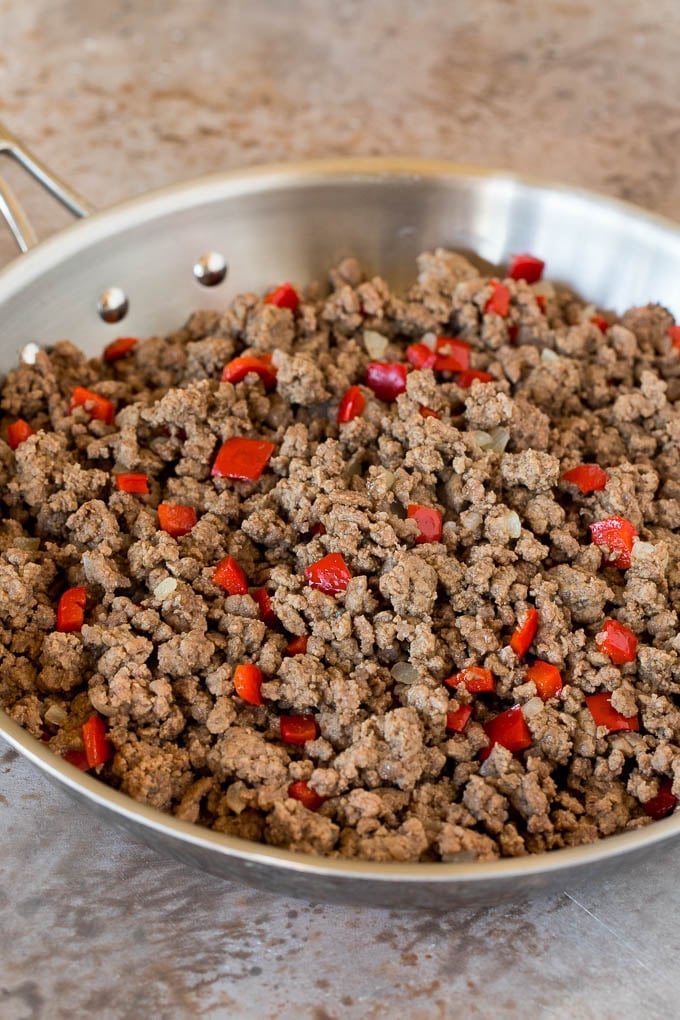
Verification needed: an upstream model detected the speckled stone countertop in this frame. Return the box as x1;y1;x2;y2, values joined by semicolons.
2;3;680;1017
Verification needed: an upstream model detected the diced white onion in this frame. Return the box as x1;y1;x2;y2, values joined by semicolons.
580;303;596;323
391;661;419;684
488;427;510;453
363;330;389;358
541;348;559;363
473;430;493;449
421;332;437;351
153;577;178;598
44;704;67;726
226;781;248;815
532;281;555;298
499;510;522;539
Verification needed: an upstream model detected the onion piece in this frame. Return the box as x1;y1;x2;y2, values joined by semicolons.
541;348;559;363
499;510;522;539
226;781;248;815
44;704;67;726
473;430;493;450
153;577;178;598
363;330;389;358
488;427;510;453
421;332;437;351
391;661;419;684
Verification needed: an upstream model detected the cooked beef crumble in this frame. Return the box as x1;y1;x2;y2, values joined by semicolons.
2;249;680;862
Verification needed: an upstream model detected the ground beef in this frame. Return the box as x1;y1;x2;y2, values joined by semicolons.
2;250;680;862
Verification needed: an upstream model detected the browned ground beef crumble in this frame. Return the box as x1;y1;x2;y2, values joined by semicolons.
2;248;680;862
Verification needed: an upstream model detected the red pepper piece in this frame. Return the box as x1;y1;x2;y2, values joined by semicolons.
103;336;138;361
285;635;308;656
69;386;115;425
264;282;299;311
434;336;470;373
535;294;547;313
405;343;437;370
642;779;678;820
586;692;639;732
233;663;264;706
667;325;680;349
62;748;90;771
406;504;442;545
158;503;198;538
444;666;495;694
305;552;352;595
337;385;366;423
525;660;563;701
596;619;638;665
508;253;545;284
280;714;318;745
485;281;511;318
212;555;249;595
456;369;494;388
311;522;327;536
510;607;539;660
561;464;609;493
589;516;637;569
480;704;532;760
82;715;113;769
115;472;149;495
288;780;325;811
253;587;279;627
366;362;408;402
56;586;87;633
419;405;440;419
445;704;473;733
591;314;610;333
221;355;277;390
211;436;275;481
7;418;36;450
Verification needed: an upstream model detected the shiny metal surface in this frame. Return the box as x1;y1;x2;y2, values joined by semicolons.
96;285;129;324
1;158;680;907
193;251;228;286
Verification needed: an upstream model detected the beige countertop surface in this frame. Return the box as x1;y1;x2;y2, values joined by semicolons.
2;2;680;1017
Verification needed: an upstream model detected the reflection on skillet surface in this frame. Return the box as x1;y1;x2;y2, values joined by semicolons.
1;247;679;862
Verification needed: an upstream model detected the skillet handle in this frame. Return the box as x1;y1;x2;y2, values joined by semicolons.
0;120;94;252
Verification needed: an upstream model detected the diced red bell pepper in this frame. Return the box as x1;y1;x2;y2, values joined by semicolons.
434;336;470;373
589;516;637;569
508;253;545;284
445;704;473;733
667;325;680;350
233;663;264;706
62;748;90;771
285;634;308;656
456;369;494;388
405;343;437;370
311;522;327;536
419;405;440;419
444;666;495;694
485;281;511;318
595;619;638;665
591;314;610;333
7;418;35;450
535;294;546;313
212;555;249;595
366;362;408;402
103;336;138;361
56;586;87;633
69;386;115;425
288;779;325;811
406;504;442;544
480;704;532;760
115;472;149;495
561;463;609;493
510;607;539;660
642;779;677;820
264;282;299;311
211;436;275;481
586;692;639;732
82;715;113;769
221;355;277;390
253;587;279;627
158;503;198;538
305;552;352;595
337;385;366;423
525;660;563;701
280;714;318;744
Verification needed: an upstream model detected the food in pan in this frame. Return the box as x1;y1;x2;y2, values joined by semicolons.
2;247;680;861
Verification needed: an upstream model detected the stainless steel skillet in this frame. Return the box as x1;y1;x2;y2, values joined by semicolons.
2;121;680;909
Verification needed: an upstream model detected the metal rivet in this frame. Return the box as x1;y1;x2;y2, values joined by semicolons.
193;252;227;287
97;286;129;323
20;342;41;365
